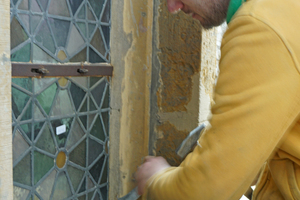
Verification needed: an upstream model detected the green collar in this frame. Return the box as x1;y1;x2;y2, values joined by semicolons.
226;0;245;23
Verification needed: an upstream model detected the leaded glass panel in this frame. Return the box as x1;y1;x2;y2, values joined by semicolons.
12;77;110;200
10;0;111;63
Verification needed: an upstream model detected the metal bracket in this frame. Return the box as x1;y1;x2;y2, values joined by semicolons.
31;67;49;75
77;68;89;74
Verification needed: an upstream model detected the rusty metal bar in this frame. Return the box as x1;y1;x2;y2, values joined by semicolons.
12;62;113;77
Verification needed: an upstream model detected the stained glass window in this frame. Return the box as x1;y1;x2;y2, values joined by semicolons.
10;0;111;63
12;77;110;199
11;0;111;199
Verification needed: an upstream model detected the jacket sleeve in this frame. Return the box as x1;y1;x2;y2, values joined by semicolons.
143;15;300;200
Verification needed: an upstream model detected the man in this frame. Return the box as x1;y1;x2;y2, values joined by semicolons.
136;0;300;199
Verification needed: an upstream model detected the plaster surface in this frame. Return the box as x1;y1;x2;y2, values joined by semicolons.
0;0;13;199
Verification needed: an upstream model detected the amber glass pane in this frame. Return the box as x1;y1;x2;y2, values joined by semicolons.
52;172;72;199
13;152;31;186
56;151;67;168
36;169;56;200
67;165;85;192
69;140;86;167
34;151;54;184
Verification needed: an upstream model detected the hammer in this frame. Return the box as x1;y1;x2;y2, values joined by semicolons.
118;123;206;200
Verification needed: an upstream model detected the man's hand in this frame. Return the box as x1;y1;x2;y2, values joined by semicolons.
136;156;171;195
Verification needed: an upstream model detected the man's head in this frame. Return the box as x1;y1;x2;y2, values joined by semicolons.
166;0;231;29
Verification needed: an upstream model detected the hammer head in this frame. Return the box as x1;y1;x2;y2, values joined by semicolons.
176;123;206;158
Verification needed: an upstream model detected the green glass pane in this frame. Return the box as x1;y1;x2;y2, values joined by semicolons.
90;77;101;87
12;78;32;92
48;0;70;17
69;140;86;167
101;25;110;48
51;117;73;148
19;0;29;10
88;113;96;129
20;123;32;140
91;29;106;55
91;116;105;141
102;111;109;136
66;24;85;56
19;13;30;32
91;80;106;106
78;178;86;193
38;0;48;11
35;20;56;54
88;23;96;39
31;0;42;12
20;99;32;121
87;5;96;21
88;0;104;18
89;98;97;111
11;42;31;62
88;191;94;200
34;77;56;94
89;47;105;63
11;17;28;50
77;22;87;38
34;151;54;184
13;129;30;164
101;86;109;109
67;165;85;192
89;155;104;182
13;186;30;200
33;103;45;119
52;172;72;199
31;15;42;34
37;82;57;115
77;4;85;19
101;1;110;23
35;124;56;154
50;90;74;116
69;47;87;63
13;152;31;186
87;176;95;189
36;169;56;200
88;138;103;166
80;98;88;112
79;115;87;129
66;119;85;150
12;87;30;119
69;0;82;15
49;18;70;47
33;122;44;139
100;158;108;184
100;186;108;200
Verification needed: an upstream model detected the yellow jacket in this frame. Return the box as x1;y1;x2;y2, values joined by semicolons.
143;0;300;199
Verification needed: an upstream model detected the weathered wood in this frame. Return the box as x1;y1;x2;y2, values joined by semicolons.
0;0;13;199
